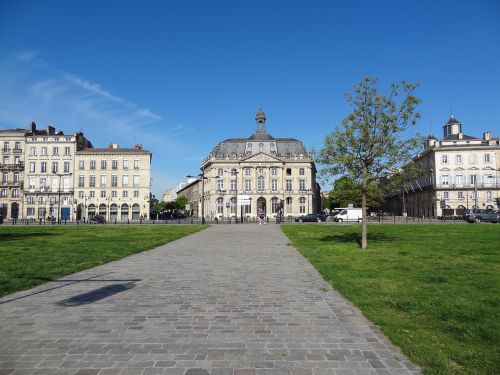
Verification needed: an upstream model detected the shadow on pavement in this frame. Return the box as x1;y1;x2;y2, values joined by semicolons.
56;282;135;307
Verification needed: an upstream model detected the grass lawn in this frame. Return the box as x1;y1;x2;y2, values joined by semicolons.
0;224;206;298
281;224;500;375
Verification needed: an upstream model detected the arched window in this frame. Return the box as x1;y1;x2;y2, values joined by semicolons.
230;197;236;215
99;203;107;216
216;197;224;214
121;204;129;221
88;204;96;217
271;197;280;214
132;203;140;220
257;176;265;192
299;197;306;214
110;204;118;220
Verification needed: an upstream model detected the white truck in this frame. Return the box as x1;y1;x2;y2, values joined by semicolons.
333;207;363;223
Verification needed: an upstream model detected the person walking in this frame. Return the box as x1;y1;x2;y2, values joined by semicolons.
258;207;266;225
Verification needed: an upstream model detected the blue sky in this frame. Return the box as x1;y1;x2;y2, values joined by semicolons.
1;0;499;197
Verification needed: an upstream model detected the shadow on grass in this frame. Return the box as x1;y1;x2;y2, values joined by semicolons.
320;232;400;246
56;283;135;307
0;232;58;242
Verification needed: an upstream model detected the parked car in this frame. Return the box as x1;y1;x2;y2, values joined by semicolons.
463;209;500;223
89;215;106;224
295;213;328;223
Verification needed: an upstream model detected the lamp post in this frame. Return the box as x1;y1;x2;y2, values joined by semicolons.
52;172;72;224
231;169;241;223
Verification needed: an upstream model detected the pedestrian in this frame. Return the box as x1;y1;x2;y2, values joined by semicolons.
258;208;266;225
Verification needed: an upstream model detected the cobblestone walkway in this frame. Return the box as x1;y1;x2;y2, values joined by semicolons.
0;224;419;375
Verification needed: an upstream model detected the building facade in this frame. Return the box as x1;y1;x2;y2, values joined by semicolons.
75;144;152;221
0;129;25;220
0;121;152;222
195;109;320;221
386;116;500;217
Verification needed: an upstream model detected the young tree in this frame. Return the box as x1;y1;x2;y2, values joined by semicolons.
329;176;384;209
317;77;421;249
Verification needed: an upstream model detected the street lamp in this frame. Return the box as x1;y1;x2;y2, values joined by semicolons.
52;172;72;224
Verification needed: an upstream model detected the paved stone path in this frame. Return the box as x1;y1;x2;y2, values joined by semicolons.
0;224;419;375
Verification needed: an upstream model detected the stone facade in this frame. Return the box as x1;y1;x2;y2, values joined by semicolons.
0;122;152;222
196;109;320;221
386;116;500;217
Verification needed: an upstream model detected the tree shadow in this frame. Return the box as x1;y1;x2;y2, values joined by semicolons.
56;283;135;307
320;232;400;246
0;232;58;242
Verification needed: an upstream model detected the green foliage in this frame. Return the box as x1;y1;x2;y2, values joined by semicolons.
329;176;384;208
0;225;206;297
317;77;421;248
154;201;168;212
282;224;500;375
175;196;188;210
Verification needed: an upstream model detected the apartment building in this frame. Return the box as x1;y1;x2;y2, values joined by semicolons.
0;128;25;220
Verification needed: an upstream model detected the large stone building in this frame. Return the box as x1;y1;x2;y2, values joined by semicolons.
386;116;500;217
0;122;152;222
194;109;320;221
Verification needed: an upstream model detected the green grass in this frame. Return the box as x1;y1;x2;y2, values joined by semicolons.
0;225;206;297
281;224;500;375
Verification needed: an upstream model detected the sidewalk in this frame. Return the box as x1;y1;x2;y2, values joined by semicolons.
0;224;419;375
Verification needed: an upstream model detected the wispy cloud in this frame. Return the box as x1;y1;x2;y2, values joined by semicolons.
15;50;37;62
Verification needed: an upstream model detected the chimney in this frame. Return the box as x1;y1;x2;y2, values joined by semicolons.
109;143;119;149
29;122;36;133
47;125;55;135
483;131;491;141
135;144;143;150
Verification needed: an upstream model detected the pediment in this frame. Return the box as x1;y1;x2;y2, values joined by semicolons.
241;152;283;163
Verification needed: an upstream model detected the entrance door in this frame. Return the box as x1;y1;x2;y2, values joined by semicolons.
11;202;19;219
257;197;266;215
61;207;70;221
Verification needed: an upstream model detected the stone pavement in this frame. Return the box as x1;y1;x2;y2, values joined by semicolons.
0;224;420;375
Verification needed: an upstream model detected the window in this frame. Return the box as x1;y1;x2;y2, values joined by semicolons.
90;160;96;170
271;179;278;192
485;175;494;186
286;168;292;176
218;168;224;177
39;177;46;191
455;175;463;186
123;191;128;198
133;175;140;187
0;189;7;197
41;147;47;156
469;174;477;186
27;196;35;204
441;155;448;164
89;175;96;187
299;179;306;191
217;179;224;191
299;197;306;213
111;160;118;170
471;191;477;199
78;176;84;187
78;191;84;198
299;168;305;175
123;175;129;187
230;197;236;214
257;176;265;192
30;147;36;156
230;179;236;192
259;143;264;151
457;191;464;199
101;191;106;198
123;160;129;169
286;179;292;191
112;191;117;198
286;197;293;213
41;162;47;173
469;154;477;164
271;168;277;176
11;189;19;198
13;173;19;183
486;191;493;199
441;175;449;186
245;168;251;176
484;154;491;163
27;207;35;216
271;197;280;214
134;160;140;169
111;175;118;187
134;190;139;198
100;175;107;187
64;161;70;173
216;197;224;214
79;160;85;170
52;162;59;173
52;147;59;156
101;160;107;169
64;147;71;156
1;172;7;183
455;155;462;164
89;191;95;198
2;142;9;152
30;162;35;173
443;191;449;199
245;179;251;192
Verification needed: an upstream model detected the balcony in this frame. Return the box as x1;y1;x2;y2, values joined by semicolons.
0;162;25;171
435;181;500;189
13;148;22;154
1;179;24;187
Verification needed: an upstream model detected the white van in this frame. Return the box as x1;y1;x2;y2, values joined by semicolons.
333;208;362;223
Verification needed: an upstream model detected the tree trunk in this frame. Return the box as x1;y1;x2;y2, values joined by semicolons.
361;178;368;250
